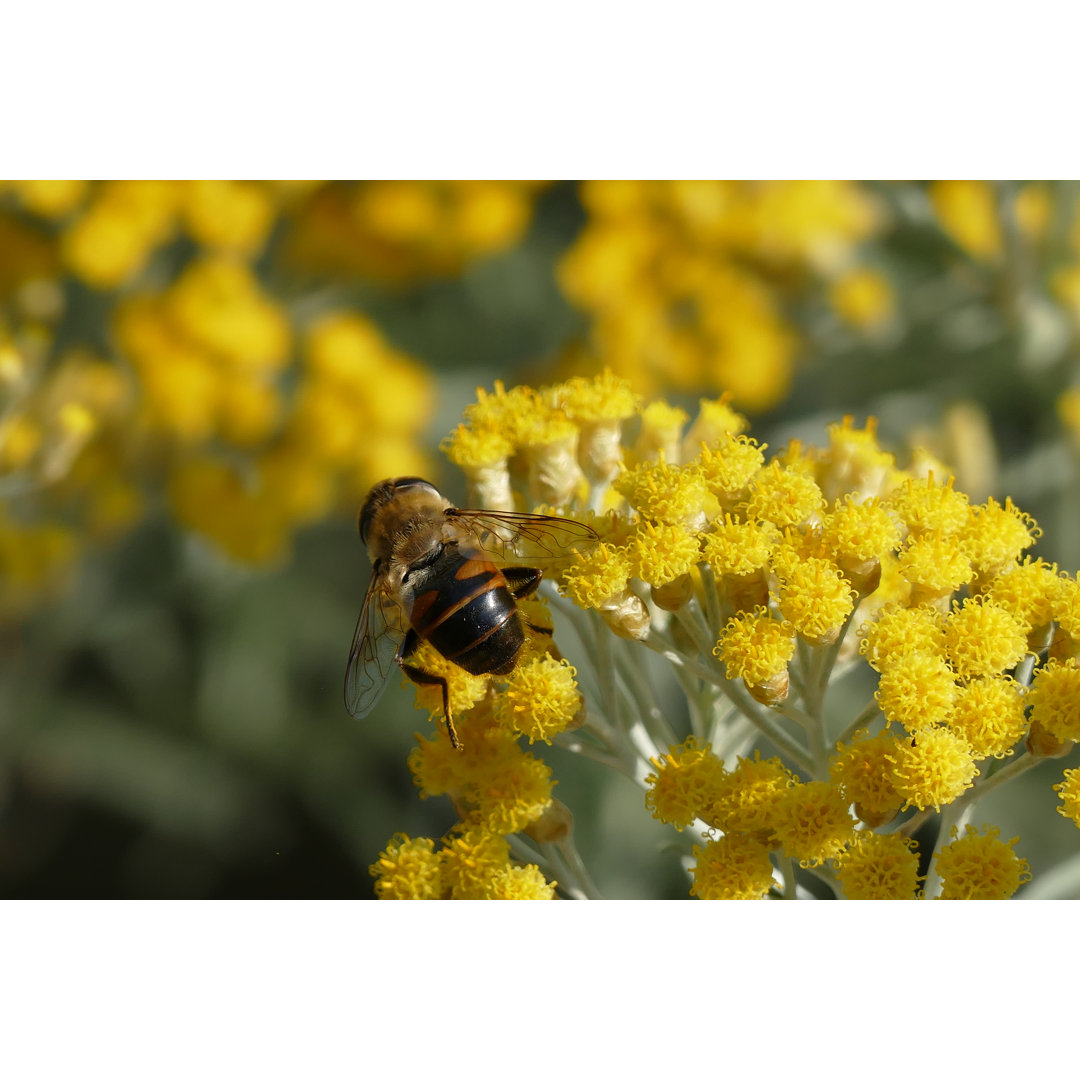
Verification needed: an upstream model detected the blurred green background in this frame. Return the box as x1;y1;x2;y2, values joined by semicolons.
2;180;1079;898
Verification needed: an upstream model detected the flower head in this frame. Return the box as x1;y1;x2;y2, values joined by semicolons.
829;727;904;826
889;727;976;811
369;833;444;900
770;781;855;867
944;597;1028;680
644;736;726;831
494;655;583;744
933;824;1031;900
1026;660;1080;743
690;833;776;900
835;832;921;900
1053;768;1080;829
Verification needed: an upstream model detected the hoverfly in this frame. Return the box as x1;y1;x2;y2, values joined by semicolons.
344;477;598;749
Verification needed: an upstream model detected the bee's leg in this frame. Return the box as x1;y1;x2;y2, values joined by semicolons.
397;630;462;750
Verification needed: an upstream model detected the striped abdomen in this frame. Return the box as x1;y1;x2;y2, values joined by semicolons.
408;552;524;676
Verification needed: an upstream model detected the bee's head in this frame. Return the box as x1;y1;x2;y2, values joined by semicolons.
358;477;445;555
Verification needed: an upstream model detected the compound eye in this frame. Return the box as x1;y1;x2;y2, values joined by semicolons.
392;477;441;499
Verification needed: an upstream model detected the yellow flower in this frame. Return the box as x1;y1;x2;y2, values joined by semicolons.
12;179;88;219
829;267;895;330
615;459;710;530
183;180;275;256
933;824;1030;900
644;736;726;831
626;520;702;588
1053;768;1080;829
715;609;796;703
690;833;776;900
770;781;855;867
963;497;1040;578
820;495;903;577
943;597;1028;680
829;728;904;826
494;655;583;744
929;180;1002;261
835;832;921;900
859;603;948;672
701;515;777;578
897;531;974;602
775;553;855;645
484;864;557;900
439;826;516;900
694;434;766;507
1026;660;1080;743
889;727;976;811
743;460;826;529
887;474;971;537
561;542;632;610
816;416;895;502
947;677;1029;759
369;833;444;899
875;652;958;729
987;558;1060;639
706;754;794;836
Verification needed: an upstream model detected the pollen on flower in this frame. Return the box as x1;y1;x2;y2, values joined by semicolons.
560;542;632;609
1026;660;1080;743
743;459;826;529
644;736;726;831
875;651;958;729
494;655;583;744
775;553;856;645
1053;768;1080;828
820;495;903;569
484;863;558;900
369;833;444;899
933;824;1031;900
701;515;777;578
468;745;557;835
715;609;796;693
896;530;974;602
987;557;1060;639
770;780;855;867
439;825;515;900
626;520;702;588
689;832;777;900
706;753;795;836
834;831;921;900
615;459;710;530
947;677;1029;759
944;597;1029;680
829;727;904;826
963;497;1041;578
887;473;971;537
889;727;976;811
693;434;766;506
859;603;948;672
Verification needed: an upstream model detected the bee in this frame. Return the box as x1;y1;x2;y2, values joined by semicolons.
344;477;598;749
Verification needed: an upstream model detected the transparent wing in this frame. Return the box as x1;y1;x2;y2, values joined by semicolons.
444;507;599;563
344;572;406;720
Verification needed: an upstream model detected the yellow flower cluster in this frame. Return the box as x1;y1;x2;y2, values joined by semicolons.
372;371;1067;898
558;181;882;409
370;827;557;900
1;181;455;612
